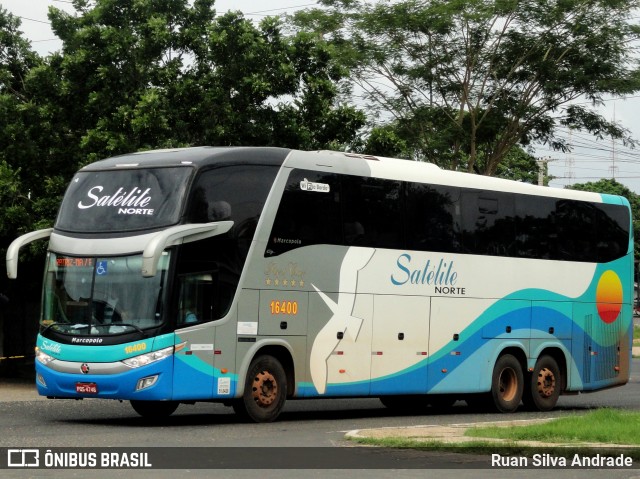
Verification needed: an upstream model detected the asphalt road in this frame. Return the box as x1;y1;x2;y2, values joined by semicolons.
1;358;640;478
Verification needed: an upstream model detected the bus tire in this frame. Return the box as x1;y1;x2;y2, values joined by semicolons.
234;355;287;423
524;356;561;412
490;354;523;413
130;400;179;418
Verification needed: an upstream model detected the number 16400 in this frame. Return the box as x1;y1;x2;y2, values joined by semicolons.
269;300;298;315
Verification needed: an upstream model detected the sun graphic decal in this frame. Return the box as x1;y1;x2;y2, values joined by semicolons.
595;270;623;324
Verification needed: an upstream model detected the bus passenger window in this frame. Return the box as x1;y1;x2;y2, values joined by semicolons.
267;170;341;255
177;273;215;324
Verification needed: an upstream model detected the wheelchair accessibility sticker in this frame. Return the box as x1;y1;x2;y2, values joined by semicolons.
96;261;108;275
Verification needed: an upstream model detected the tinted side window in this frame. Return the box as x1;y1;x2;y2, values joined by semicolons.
461;191;515;256
266;170;342;256
265;169;630;263
341;176;404;249
595;203;630;262
555;200;596;261
515;196;559;259
406;183;462;253
187;165;279;259
187;164;278;229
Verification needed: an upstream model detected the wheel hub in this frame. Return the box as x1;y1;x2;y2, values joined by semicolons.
536;367;556;398
252;370;278;408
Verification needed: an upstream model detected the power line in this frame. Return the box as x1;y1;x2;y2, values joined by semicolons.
15;16;51;25
14;2;321;26
243;4;319;16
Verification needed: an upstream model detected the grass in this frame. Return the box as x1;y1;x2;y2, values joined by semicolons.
348;409;640;459
465;408;640;445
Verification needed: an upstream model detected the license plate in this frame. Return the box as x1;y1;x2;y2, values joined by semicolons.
76;382;98;394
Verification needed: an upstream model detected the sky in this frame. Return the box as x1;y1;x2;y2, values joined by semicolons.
3;0;640;193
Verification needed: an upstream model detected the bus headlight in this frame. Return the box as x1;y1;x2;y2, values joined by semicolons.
35;348;55;365
122;345;174;368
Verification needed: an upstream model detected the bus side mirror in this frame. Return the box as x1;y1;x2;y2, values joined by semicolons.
6;228;53;279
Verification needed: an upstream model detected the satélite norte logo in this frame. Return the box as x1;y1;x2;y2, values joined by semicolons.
391;254;466;295
77;186;154;216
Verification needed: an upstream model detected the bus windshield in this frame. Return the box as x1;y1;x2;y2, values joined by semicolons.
41;252;170;336
55;167;192;233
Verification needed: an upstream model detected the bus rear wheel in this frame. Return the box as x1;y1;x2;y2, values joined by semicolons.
490;354;523;413
130;400;179;418
233;355;287;423
523;356;561;412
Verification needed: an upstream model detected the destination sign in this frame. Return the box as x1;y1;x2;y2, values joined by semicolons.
56;258;94;268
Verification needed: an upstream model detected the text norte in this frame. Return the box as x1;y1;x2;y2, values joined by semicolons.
391;254;463;293
77;186;154;215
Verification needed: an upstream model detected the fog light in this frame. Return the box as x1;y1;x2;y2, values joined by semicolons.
136;375;159;391
36;374;47;387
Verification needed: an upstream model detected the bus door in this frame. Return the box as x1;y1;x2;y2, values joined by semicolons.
172;272;218;400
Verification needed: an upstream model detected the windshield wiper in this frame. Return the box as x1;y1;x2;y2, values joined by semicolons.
41;322;90;334
115;323;147;337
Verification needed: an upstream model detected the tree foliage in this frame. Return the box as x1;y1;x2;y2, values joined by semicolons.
45;0;364;165
0;7;44;245
293;0;640;174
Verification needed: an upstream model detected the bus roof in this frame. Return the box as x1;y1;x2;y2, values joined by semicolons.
80;146;292;171
80;146;618;204
284;150;612;203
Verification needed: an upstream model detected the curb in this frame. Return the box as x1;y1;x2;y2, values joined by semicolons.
346;418;640;449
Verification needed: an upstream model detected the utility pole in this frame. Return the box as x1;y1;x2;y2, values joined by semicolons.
536;157;551;186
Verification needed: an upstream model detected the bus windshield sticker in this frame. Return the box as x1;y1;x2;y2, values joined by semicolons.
77;186;154;216
96;260;108;275
299;178;330;193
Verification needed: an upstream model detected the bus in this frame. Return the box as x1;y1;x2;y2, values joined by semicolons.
6;147;633;421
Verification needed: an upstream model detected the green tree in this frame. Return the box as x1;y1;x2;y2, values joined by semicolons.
45;0;364;164
569;178;640;257
0;7;47;241
294;0;640;174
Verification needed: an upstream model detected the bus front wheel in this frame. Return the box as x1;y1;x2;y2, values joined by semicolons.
233;355;287;423
130;400;179;418
490;354;523;413
523;355;561;412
